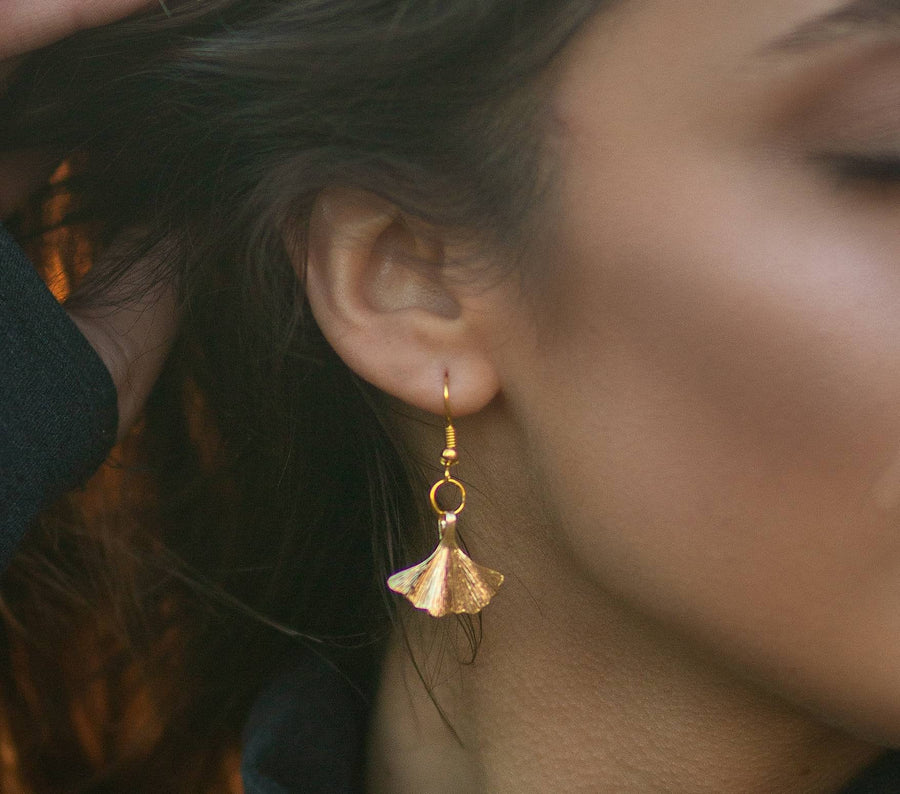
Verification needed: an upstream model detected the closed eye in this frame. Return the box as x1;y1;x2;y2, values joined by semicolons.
819;152;900;184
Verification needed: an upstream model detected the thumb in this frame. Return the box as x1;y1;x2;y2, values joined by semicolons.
67;246;178;441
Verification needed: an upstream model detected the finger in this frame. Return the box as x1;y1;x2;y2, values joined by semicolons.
0;0;156;60
67;244;178;441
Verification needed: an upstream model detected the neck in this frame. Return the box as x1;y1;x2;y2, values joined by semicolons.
366;540;880;794
370;407;882;793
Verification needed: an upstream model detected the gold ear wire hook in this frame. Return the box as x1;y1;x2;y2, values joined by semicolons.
433;373;464;515
443;375;452;423
440;374;459;477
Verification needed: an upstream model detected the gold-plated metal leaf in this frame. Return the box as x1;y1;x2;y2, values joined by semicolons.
387;513;504;617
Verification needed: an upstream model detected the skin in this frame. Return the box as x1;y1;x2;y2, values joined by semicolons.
0;0;175;439
5;1;899;785
0;0;155;60
6;0;893;788
303;0;900;791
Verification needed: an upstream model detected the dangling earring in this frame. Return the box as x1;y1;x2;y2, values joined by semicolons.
387;374;504;617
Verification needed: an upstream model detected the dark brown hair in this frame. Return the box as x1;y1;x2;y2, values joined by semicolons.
0;1;601;790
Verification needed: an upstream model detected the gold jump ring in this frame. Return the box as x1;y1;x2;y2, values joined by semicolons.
429;477;466;516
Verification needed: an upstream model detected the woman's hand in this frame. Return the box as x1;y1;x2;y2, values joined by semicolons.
67;251;178;443
0;0;155;60
0;0;177;441
0;0;156;215
0;0;157;213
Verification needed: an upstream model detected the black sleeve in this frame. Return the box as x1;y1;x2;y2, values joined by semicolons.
0;223;117;569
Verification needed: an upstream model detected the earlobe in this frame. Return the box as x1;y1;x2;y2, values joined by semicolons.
289;186;500;416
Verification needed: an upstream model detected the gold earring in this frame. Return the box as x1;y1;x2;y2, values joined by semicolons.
387;375;504;617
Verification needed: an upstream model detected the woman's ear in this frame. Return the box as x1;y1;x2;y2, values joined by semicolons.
288;186;500;415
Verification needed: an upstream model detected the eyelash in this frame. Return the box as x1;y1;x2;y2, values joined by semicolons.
821;153;900;185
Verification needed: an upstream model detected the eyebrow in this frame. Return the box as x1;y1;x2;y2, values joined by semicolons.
765;0;900;53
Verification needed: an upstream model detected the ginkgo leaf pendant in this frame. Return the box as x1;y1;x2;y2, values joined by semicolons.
387;513;504;617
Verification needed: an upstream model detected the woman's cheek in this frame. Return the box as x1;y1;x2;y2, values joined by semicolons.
501;149;900;740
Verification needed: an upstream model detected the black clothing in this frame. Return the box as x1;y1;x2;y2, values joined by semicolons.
241;652;369;794
840;751;900;793
0;223;116;560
